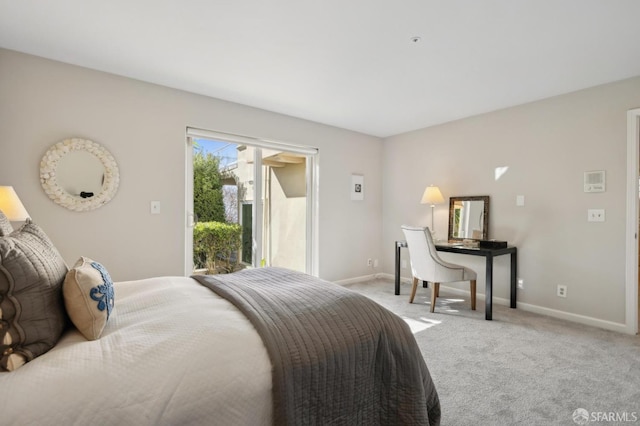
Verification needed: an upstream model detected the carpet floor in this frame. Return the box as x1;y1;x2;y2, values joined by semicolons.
343;278;640;426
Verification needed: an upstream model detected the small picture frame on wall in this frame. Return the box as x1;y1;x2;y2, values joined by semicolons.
351;174;364;201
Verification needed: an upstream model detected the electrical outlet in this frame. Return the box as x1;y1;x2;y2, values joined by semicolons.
373;259;379;268
517;279;524;289
587;209;605;222
557;285;567;298
401;260;407;269
367;258;372;267
150;201;161;214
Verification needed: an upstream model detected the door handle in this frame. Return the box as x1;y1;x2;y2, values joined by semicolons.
187;212;196;228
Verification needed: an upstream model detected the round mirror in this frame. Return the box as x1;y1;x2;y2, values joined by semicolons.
40;138;119;211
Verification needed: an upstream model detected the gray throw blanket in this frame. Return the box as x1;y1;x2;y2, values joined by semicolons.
193;267;440;426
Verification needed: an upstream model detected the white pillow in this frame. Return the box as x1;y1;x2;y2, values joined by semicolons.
63;257;115;340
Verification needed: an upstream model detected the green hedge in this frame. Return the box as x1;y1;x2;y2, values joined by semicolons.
193;221;243;274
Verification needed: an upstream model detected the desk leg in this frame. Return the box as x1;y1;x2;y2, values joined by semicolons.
485;254;493;320
510;249;517;308
395;243;401;295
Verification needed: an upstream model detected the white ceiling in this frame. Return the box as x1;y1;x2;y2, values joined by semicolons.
2;1;640;138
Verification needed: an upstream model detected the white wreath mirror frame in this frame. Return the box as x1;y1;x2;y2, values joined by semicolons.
40;138;120;212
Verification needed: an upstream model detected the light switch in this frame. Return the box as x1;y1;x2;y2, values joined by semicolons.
587;209;605;222
516;195;525;207
150;201;161;214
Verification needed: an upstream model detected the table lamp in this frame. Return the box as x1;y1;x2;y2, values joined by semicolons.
420;185;444;236
0;186;30;223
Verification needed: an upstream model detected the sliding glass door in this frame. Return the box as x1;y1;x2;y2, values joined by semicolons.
185;128;318;276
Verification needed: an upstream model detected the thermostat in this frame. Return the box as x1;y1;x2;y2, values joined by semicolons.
584;170;605;193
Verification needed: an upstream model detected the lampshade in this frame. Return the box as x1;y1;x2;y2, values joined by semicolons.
0;186;30;221
420;185;444;206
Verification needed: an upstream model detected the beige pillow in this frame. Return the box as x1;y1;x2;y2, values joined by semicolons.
63;257;115;340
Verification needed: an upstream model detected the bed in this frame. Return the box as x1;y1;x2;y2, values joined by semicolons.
0;217;440;426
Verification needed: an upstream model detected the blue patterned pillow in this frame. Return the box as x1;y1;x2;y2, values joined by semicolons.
63;257;115;340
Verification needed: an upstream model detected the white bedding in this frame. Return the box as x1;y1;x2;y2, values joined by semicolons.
0;276;273;425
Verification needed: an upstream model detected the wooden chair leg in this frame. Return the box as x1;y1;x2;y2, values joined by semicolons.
435;284;439;297
430;282;439;313
470;279;476;310
409;277;419;303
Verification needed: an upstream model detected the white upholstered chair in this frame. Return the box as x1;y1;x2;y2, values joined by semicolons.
401;225;477;313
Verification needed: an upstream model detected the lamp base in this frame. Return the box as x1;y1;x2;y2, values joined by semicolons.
430;205;436;239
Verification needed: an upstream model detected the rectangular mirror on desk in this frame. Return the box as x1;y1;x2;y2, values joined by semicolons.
448;195;489;242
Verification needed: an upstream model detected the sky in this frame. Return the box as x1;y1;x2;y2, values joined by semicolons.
194;138;238;168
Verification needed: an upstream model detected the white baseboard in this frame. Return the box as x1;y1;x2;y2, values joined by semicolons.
371;273;629;334
512;301;628;334
334;274;379;286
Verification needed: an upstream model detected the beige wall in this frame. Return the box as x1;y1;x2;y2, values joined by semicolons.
3;47;638;330
0;48;384;282
383;76;640;327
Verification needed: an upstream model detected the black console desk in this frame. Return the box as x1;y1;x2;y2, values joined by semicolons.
394;241;517;320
